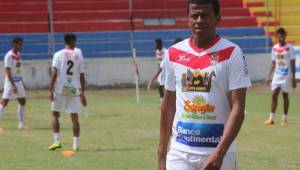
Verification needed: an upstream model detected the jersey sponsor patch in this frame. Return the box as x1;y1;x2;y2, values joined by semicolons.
181;69;215;92
176;121;223;148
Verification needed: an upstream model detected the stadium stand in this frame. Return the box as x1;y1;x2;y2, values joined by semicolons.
0;0;272;59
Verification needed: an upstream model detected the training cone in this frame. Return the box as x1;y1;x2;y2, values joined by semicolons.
61;150;75;157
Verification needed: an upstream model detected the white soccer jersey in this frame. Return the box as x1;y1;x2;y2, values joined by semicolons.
164;36;251;155
3;50;23;84
156;47;168;64
52;47;85;96
271;43;295;85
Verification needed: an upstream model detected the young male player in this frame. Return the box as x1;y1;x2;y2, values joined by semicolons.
264;27;296;125
48;33;85;151
157;0;251;169
0;37;29;132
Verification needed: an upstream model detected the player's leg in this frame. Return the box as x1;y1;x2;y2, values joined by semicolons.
264;87;281;125
49;111;62;150
0;99;10;132
281;92;289;125
71;113;80;151
158;85;165;103
17;97;28;129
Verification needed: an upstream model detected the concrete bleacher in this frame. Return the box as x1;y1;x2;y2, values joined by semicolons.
0;27;272;60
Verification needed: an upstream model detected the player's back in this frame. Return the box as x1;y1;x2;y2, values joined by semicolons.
52;47;84;96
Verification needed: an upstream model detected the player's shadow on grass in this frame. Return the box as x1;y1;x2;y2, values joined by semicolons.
33;127;70;130
90;113;123;118
80;147;149;152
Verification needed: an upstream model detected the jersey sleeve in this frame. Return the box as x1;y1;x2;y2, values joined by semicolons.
4;52;13;68
289;45;295;60
164;50;176;91
228;46;251;91
52;52;60;69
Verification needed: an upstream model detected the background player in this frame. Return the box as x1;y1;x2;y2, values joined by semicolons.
264;27;296;125
48;33;85;151
0;37;29;132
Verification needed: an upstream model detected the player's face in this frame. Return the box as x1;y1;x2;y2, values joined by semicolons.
68;39;76;48
278;33;286;44
188;3;220;38
155;42;162;50
14;41;23;52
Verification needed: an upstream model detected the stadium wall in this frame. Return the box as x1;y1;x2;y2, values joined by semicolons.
0;54;270;89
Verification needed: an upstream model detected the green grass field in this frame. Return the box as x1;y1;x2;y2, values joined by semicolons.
0;84;299;170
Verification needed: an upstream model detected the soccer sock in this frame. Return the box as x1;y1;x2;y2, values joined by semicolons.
0;105;5;126
18;105;25;124
73;137;80;148
54;133;60;143
269;113;275;121
282;114;288;121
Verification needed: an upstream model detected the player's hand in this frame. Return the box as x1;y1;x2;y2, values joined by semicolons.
80;91;85;101
266;78;272;86
49;92;54;101
200;150;224;170
12;84;18;93
292;78;297;88
157;146;167;170
147;81;153;91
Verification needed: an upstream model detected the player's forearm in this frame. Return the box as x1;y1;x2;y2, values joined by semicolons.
268;64;275;80
158;91;176;155
291;60;296;79
151;68;163;82
49;71;57;93
5;68;15;85
215;89;246;157
80;73;85;93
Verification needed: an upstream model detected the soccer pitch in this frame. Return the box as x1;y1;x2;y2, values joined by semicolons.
0;83;299;170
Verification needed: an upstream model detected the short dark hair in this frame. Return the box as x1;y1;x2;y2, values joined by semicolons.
188;0;220;15
155;38;162;45
276;27;286;35
64;33;77;44
12;37;23;45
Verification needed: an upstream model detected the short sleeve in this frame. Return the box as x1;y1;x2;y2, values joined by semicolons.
164;50;176;91
289;46;295;60
52;52;60;69
4;52;13;68
78;50;85;73
228;47;251;91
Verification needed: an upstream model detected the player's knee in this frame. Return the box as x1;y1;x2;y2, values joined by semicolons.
1;99;9;107
52;111;60;118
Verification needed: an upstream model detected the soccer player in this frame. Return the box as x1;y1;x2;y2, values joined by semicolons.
148;39;183;94
148;39;168;102
264;27;296;126
0;37;29;132
48;33;85;151
157;0;251;170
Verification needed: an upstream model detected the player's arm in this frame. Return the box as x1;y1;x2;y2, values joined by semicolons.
291;59;296;88
49;67;57;101
5;67;17;93
147;67;162;90
201;88;246;170
158;89;176;170
267;61;275;85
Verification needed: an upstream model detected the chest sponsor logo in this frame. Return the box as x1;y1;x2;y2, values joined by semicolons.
176;121;223;148
181;69;215;92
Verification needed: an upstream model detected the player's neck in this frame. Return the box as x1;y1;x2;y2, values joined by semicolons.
65;45;75;50
191;34;218;49
279;42;286;47
12;48;19;54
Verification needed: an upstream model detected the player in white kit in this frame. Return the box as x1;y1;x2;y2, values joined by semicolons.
0;37;29;132
148;38;183;100
157;0;251;170
264;28;296;126
48;33;85;151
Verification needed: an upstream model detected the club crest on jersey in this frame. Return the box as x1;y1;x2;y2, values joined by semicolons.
181;69;215;92
210;53;219;66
